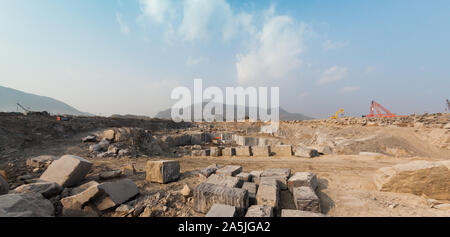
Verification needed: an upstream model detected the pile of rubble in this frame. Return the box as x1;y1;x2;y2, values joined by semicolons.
194;164;327;217
0;155;140;217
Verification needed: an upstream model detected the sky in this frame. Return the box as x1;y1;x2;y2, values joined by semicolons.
1;0;449;118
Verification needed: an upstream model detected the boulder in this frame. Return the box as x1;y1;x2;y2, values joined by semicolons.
251;146;270;157
317;145;333;155
0;176;8;195
180;184;192;197
103;129;115;141
245;205;273;217
205;174;242;188
146;160;180;184
93;179;139;211
26;155;57;168
293;187;321;213
271;145;292;156
281;209;327;217
191;150;210;157
89;139;110;152
222;147;236;156
373;160;450;200
0;193;54;217
205;204;237;217
194;183;249;215
216;165;242;177
14;182;61;198
40;155;93;188
288;172;319;193
235;146;251;156
71;181;99;195
60;182;102;210
198;164;221;180
0;170;6;181
293;146;319;158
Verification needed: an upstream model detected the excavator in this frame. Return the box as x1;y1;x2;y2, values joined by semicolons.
330;108;344;119
16;103;49;116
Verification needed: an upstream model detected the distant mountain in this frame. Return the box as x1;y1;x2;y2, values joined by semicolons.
154;102;314;121
0;85;91;116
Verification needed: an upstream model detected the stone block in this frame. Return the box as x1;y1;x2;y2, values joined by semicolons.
236;172;251;182
146;160;180;184
293;146;319;158
235;146;251;156
222;147;236;156
0;176;8;195
192;149;210;157
216;165;242;177
205;204;237;217
61;182;102;210
256;178;279;210
288;172;319;193
261;168;291;190
271;145;292;156
293;187;321;213
40;155;93;188
205;174;242;188
249;171;263;185
281;209;327;217
210;147;222;157
194;183;249;215
251;146;270;157
242;182;258;205
245;205;274;217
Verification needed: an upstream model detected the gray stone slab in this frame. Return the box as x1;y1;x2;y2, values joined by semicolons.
146;160;180;184
216;165;242;177
40;155;93;188
94;179;139;211
245;205;274;217
0;193;54;217
14;182;61;198
205;174;242;188
205;204;237;217
194;183;249;215
293;187;321;213
288;172;319;193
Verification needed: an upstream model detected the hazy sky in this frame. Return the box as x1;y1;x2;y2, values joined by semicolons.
1;0;449;118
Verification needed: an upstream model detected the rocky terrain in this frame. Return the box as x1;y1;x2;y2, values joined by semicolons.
0;112;449;217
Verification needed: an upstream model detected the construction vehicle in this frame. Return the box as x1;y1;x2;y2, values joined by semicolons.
16;103;49;116
330;108;345;119
363;100;405;118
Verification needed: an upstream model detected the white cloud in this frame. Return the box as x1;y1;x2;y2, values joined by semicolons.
186;56;208;66
236;14;311;85
322;40;348;51
339;86;360;93
139;0;173;24
318;66;348;85
116;12;130;34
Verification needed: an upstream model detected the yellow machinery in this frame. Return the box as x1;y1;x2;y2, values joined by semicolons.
330;108;344;119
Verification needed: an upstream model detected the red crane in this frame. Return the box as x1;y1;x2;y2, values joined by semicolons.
363;101;405;118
